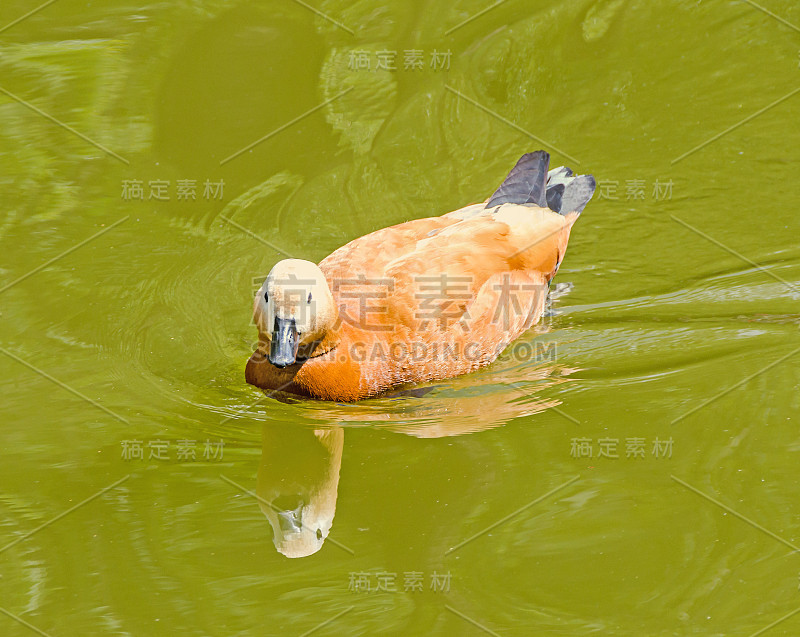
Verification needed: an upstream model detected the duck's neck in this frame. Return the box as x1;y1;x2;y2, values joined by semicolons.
298;324;341;360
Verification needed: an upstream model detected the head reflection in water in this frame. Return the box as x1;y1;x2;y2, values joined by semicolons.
257;424;344;558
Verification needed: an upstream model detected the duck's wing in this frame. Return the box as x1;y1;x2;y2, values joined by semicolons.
376;207;573;335
427;204;574;280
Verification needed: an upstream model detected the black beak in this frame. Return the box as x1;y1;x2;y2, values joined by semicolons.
269;316;299;368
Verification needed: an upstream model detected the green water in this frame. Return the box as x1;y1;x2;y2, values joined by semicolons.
1;0;799;634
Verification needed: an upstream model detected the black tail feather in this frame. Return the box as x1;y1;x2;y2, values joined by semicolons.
545;183;565;213
486;152;595;216
485;151;550;208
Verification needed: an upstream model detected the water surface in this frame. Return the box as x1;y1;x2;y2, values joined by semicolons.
1;0;799;635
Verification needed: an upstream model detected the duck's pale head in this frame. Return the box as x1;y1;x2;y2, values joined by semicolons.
254;259;338;368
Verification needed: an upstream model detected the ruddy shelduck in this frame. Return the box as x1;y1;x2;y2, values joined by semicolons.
246;151;595;401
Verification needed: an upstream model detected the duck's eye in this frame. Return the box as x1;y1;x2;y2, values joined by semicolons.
264;292;269;303
307;292;313;304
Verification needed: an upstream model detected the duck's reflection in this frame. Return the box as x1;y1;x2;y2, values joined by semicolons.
258;425;343;558
256;356;574;557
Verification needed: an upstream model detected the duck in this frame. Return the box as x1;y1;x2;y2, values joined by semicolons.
245;151;595;401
